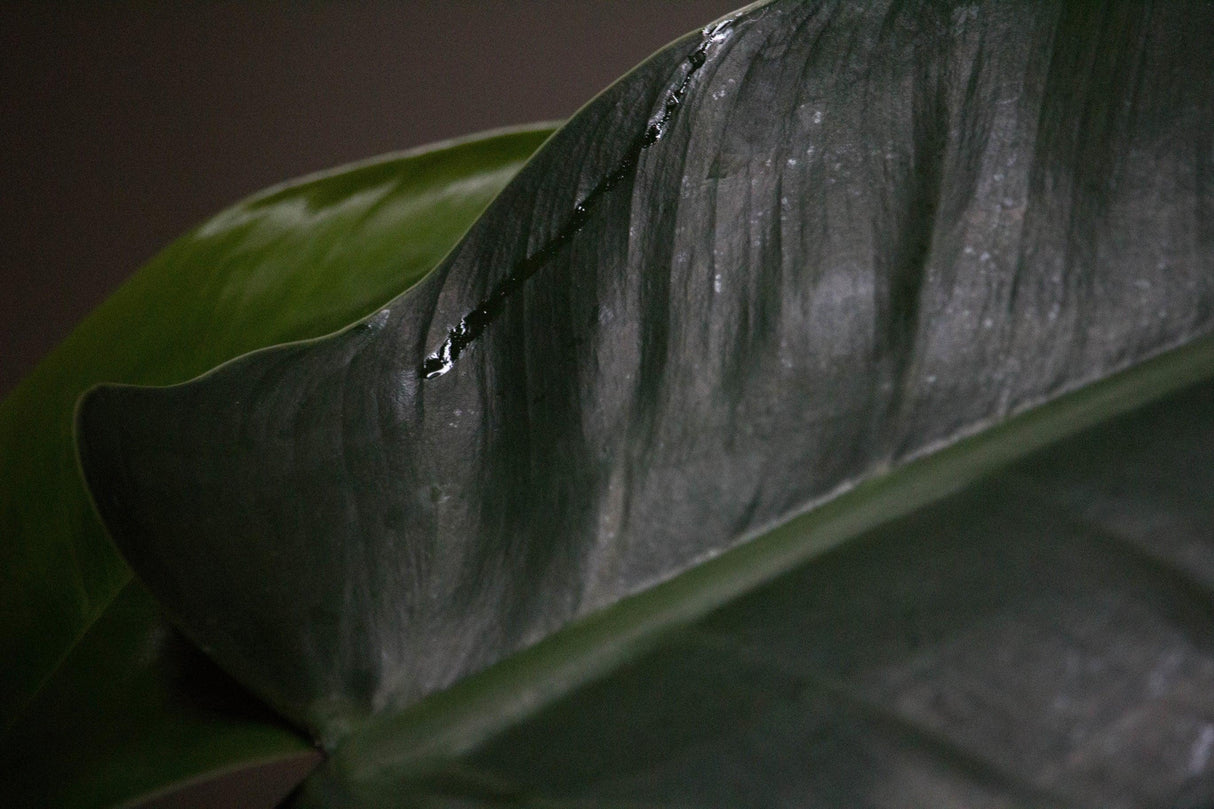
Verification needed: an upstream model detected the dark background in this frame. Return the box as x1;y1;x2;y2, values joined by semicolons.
0;1;739;397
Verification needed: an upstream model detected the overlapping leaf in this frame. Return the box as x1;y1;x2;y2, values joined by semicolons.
76;0;1213;805
1;126;552;808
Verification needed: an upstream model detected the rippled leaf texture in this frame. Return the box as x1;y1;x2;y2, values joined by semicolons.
1;126;551;808
79;0;1213;804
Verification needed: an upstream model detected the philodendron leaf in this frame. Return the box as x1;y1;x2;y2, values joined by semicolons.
78;0;1213;804
1;126;552;808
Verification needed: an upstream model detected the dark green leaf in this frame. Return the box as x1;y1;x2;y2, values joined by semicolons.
302;340;1214;808
2;125;552;807
1;582;320;809
77;0;1213;804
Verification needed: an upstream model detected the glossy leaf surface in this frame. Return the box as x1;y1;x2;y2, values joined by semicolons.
77;0;1213;804
308;339;1214;808
1;126;552;807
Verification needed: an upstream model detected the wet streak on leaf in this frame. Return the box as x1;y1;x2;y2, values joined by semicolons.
421;19;736;379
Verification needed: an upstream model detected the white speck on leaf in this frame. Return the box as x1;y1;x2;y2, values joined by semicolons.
1191;725;1214;774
